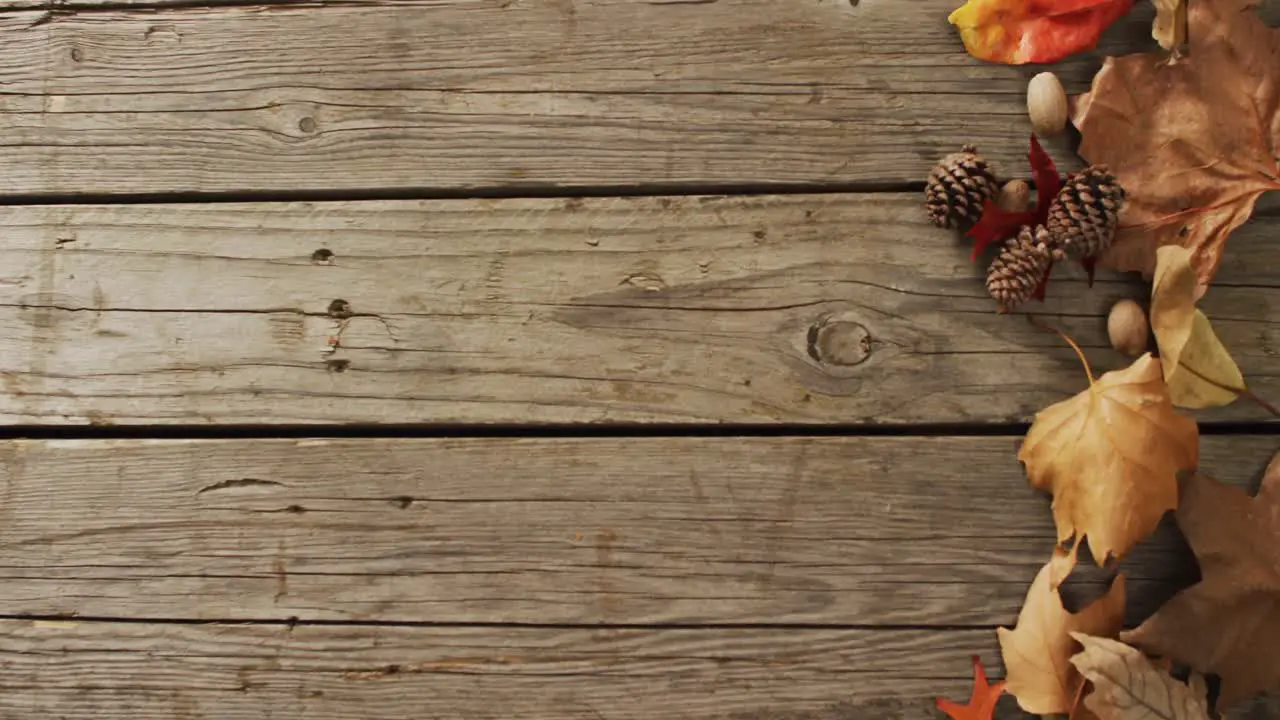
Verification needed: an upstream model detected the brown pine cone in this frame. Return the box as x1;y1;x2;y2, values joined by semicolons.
1045;165;1126;259
987;225;1057;312
925;144;998;230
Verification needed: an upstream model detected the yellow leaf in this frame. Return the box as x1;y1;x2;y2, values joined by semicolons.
1151;245;1244;408
1069;633;1211;720
998;563;1127;715
1151;0;1187;49
1018;353;1198;580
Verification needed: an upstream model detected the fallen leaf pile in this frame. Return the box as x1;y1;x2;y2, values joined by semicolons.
1073;0;1280;293
923;0;1280;716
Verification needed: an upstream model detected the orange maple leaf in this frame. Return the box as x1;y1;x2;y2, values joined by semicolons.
936;655;1006;720
1072;0;1280;292
948;0;1135;65
1017;352;1199;582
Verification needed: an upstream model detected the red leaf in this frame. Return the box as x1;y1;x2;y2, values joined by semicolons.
1028;135;1062;215
936;655;1007;720
966;134;1063;261
1081;256;1097;287
968;202;1034;260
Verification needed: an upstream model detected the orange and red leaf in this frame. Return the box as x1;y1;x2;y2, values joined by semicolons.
949;0;1135;64
936;655;1007;720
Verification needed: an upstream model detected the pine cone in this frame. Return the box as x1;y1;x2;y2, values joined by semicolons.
925;144;998;230
987;225;1057;311
1045;165;1126;259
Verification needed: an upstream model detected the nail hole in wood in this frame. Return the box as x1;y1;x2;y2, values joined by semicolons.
311;248;334;264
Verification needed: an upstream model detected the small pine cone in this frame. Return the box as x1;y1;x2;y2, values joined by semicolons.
987;225;1055;311
925;144;998;230
1045;165;1126;258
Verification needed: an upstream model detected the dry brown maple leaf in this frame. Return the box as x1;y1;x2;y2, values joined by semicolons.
1151;245;1244;409
1069;634;1211;719
1018;352;1199;581
1072;0;1280;293
1122;451;1280;710
998;562;1127;715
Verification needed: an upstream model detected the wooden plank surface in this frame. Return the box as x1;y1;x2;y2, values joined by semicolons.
0;621;1043;720
1;195;1276;425
0;435;1272;626
2;620;1276;720
0;0;1160;195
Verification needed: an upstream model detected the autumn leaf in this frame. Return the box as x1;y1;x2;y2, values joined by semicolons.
998;562;1126;715
1151;245;1244;409
1069;634;1211;720
1018;352;1198;580
948;0;1135;64
935;655;1006;720
1122;451;1280;710
967;135;1063;260
1072;0;1280;292
1150;0;1186;49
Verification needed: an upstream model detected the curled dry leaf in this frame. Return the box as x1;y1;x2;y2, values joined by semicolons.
935;655;1006;720
947;0;1134;64
998;562;1127;715
1151;245;1244;408
1072;0;1280;293
1069;634;1210;720
1018;353;1198;580
1150;0;1187;49
1123;451;1280;710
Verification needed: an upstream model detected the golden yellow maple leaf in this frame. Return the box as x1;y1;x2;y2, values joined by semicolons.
1151;245;1244;409
1069;634;1211;720
998;562;1127;715
1018;353;1199;580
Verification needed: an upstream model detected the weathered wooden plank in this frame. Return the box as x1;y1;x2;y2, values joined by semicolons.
0;0;1158;194
0;621;1028;720
2;620;1275;720
0;435;1271;626
1;195;1276;425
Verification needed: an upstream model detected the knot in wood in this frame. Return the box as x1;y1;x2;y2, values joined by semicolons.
807;315;871;367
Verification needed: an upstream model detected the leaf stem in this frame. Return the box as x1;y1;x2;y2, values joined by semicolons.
1026;314;1095;386
1179;362;1280;418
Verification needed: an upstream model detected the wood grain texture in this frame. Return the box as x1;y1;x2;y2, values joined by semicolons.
2;620;1276;720
0;435;1273;626
1;195;1277;425
0;0;1160;195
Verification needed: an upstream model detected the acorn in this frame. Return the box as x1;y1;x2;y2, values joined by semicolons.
1027;72;1068;136
1107;299;1149;357
998;179;1031;213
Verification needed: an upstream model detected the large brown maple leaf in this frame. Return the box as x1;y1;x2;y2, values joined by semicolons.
1072;0;1280;292
1122;450;1280;710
